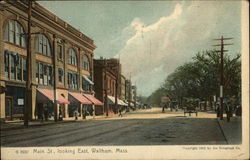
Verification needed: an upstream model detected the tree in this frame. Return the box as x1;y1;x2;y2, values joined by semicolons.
147;50;241;106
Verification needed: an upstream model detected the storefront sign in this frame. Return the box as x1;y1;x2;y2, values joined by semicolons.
18;98;24;105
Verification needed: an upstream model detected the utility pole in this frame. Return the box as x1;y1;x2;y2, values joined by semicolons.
53;34;57;122
24;0;32;127
104;59;108;117
115;59;119;114
212;36;233;120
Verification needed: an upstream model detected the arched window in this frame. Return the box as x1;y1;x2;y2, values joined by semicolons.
68;48;77;66
36;34;52;56
82;55;89;70
4;20;26;47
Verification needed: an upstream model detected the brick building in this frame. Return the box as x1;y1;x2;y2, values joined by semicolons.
93;58;127;115
0;1;102;122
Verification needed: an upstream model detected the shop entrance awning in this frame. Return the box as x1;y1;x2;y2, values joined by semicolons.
83;75;94;85
69;92;92;104
37;88;70;104
107;96;127;106
83;94;103;106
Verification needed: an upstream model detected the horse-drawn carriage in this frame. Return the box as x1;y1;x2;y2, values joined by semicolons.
183;98;198;116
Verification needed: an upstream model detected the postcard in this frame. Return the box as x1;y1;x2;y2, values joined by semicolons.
0;0;249;159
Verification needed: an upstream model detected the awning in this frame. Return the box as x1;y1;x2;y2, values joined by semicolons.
69;92;92;104
83;94;103;106
37;88;70;104
107;96;127;106
83;75;94;85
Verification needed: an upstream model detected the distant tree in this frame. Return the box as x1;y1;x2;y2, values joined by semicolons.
147;50;241;106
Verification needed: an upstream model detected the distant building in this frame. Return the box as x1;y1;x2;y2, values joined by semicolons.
0;1;102;122
93;58;127;115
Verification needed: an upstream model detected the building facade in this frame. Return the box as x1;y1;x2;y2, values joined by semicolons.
0;1;102;122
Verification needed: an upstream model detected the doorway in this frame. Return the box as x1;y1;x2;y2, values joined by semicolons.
5;96;13;120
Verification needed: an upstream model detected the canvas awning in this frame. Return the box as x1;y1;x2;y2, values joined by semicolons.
37;88;70;104
107;96;127;106
82;75;94;85
83;94;103;106
69;92;92;104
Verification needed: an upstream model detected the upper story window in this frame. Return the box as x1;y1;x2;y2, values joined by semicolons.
36;62;53;86
57;45;63;61
36;34;52;56
83;55;90;71
4;20;26;47
68;48;77;66
58;68;64;83
68;70;79;90
4;50;27;82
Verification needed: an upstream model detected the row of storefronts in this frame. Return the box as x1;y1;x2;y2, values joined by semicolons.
0;1;137;122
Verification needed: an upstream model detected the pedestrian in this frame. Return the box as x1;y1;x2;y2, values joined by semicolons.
82;106;86;119
74;110;78;120
162;104;165;113
59;109;63;121
118;107;122;117
44;107;49;121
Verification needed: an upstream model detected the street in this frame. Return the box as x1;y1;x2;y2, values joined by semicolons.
1;108;230;147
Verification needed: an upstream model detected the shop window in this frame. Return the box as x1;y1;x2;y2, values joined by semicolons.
36;34;52;57
57;45;63;60
83;55;89;71
68;48;77;66
58;68;64;83
4;20;26;47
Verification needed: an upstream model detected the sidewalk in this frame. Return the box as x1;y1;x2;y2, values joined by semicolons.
0;115;108;131
217;115;242;144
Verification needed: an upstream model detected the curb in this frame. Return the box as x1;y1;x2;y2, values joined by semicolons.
1;116;111;131
216;118;229;144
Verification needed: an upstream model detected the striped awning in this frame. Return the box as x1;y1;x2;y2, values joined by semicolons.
83;94;103;106
37;88;70;104
69;92;92;104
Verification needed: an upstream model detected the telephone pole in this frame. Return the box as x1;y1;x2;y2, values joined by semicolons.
212;36;233;120
115;59;119;114
24;0;32;127
104;59;108;117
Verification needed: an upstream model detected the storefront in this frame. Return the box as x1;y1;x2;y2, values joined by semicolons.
5;86;25;120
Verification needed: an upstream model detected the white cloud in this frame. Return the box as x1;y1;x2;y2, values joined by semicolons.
115;1;240;96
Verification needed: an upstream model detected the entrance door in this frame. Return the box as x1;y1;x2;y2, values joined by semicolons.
5;96;13;120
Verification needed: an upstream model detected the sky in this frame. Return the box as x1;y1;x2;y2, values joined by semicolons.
39;1;242;97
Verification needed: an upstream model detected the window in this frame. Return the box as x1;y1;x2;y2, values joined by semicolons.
4;51;9;78
4;50;26;81
68;48;77;66
17;58;22;80
68;71;79;90
36;62;54;86
4;20;26;47
83;55;89;70
10;54;16;80
58;68;64;83
82;76;92;92
36;34;52;56
23;59;27;81
36;63;39;83
57;45;63;60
